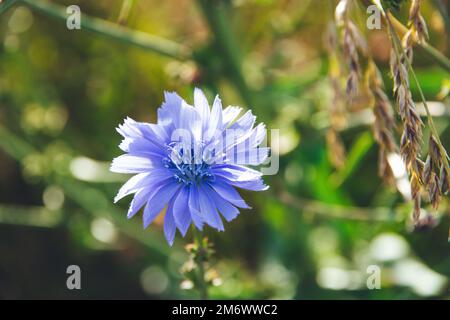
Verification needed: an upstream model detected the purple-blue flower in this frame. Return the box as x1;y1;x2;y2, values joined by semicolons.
111;88;269;245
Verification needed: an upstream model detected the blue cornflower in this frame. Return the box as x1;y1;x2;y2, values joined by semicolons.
111;88;269;245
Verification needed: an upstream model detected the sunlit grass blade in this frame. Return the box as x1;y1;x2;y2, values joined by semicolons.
0;205;62;228
20;0;192;60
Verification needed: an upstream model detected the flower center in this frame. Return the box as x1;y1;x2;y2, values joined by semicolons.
163;143;214;185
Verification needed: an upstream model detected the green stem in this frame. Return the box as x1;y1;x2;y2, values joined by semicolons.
390;15;450;73
193;229;208;300
197;0;255;108
419;41;450;74
368;0;450;73
20;0;191;60
0;205;62;228
0;125;174;258
0;0;18;16
117;0;134;25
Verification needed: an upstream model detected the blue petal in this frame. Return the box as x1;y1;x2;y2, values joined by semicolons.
114;172;151;203
212;164;263;181
204;185;239;222
222;125;259;155
216;175;268;191
212;165;268;190
194;87;210;134
110;154;156;173
159;91;184;130
178;100;202;142
117;117;168;148
188;185;204;230
172;187;192;236
246;123;267;149
143;182;182;228
229;110;256;133
128;176;174;218
204;95;223;142
127;188;152;218
198;185;224;231
222;106;242;128
209;181;251;209
142;123;170;146
227;147;269;166
119;137;165;157
164;200;176;246
116;117;142;139
114;169;172;203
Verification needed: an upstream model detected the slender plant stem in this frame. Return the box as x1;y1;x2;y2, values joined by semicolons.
0;125;175;258
366;0;450;73
278;188;401;222
432;0;450;34
385;12;450;169
193;229;208;300
0;204;62;228
0;0;18;16
197;0;255;109
117;0;135;25
19;0;191;60
388;13;450;73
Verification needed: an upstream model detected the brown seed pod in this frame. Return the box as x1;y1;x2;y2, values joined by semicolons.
439;165;450;195
428;172;441;210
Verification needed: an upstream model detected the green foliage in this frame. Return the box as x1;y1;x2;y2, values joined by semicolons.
381;0;407;11
0;0;448;299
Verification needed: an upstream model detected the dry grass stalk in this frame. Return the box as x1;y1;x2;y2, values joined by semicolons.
389;48;423;167
401;0;428;68
387;1;449;226
390;44;425;225
407;0;429;43
367;61;397;184
405;0;449;209
327;0;370;169
425;135;450;208
335;0;367;100
388;11;424;224
326;129;347;169
325;22;347;169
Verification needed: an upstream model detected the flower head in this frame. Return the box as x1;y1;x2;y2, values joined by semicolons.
111;88;269;245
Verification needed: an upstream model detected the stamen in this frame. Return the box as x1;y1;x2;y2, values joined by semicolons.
163;142;214;186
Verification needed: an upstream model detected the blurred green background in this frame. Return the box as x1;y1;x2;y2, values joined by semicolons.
0;0;449;299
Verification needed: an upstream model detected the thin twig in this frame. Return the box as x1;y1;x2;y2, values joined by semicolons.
278;190;401;222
